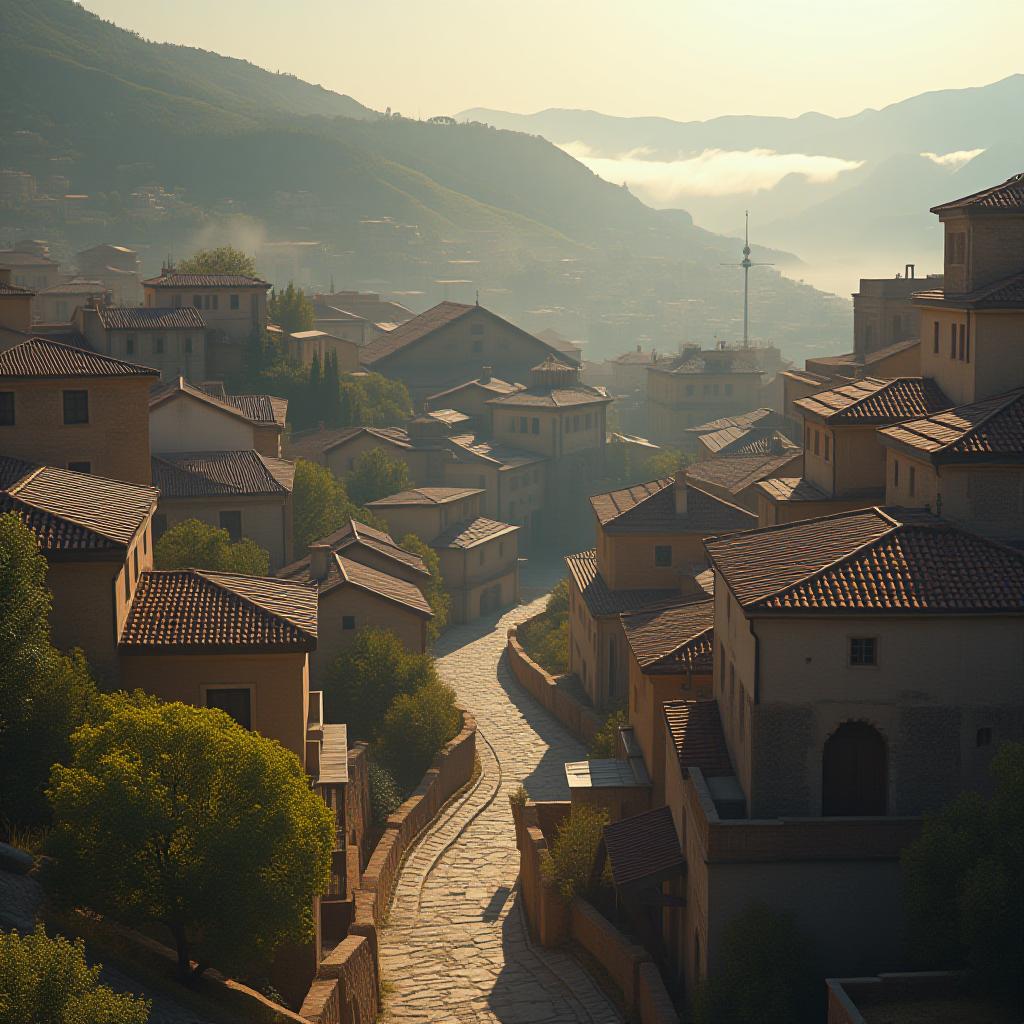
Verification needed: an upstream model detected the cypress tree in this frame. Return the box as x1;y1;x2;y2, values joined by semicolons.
324;350;341;426
309;352;322;428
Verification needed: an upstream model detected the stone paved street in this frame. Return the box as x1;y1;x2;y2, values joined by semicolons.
379;562;624;1023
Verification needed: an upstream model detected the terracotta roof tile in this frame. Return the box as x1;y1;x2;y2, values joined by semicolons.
425;376;523;403
687;407;782;434
620;598;714;674
97;306;206;331
359;301;474;364
278;518;430;580
707;507;1024;613
564;549;676;618
663;700;734;776
603;806;684;889
149;378;286;427
931;172;1024;213
227;393;288;427
431;516;518;549
121;569;317;650
753;476;832;503
336;556;432;615
366;486;482;507
0;281;36;296
0;337;158;378
152;451;293;498
487;383;610;408
590;478;757;535
685;451;804;497
794;377;951;424
446;434;547;469
143;273;270;288
914;269;1024;310
698;426;799;457
879;387;1024;463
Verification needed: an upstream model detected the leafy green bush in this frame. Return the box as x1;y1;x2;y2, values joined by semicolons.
291;460;385;556
0;925;150;1024
323;628;438;741
589;708;627;759
541;803;609;903
378;681;462;789
518;579;570;675
346;448;411;506
400;533;450;644
268;281;314;333
177;245;256;277
902;741;1023;1002
694;903;821;1024
154;518;270;575
368;761;403;825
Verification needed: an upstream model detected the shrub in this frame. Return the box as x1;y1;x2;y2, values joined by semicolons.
368;761;403;825
154;519;269;575
378;681;461;789
177;246;257;277
589;708;627;759
542;803;609;902
518;579;570;675
346;448;411;506
291;460;385;556
400;533;450;644
323;628;438;741
694;903;821;1024
0;925;150;1024
509;785;528;810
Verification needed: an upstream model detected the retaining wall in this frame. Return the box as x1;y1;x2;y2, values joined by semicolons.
507;622;602;744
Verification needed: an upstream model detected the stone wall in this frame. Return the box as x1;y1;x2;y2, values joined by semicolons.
826;971;964;1024
299;712;477;1024
512;799;679;1024
507;623;602;744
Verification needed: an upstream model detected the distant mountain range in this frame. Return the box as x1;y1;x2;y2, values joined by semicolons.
461;78;1024;289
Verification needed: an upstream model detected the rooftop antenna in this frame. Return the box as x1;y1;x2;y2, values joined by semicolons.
721;211;773;348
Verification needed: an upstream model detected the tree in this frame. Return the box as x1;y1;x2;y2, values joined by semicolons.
378;680;461;788
346;448;412;506
154;519;270;576
694;904;821;1024
46;701;334;981
323;350;341;426
902;742;1024;1001
400;533;450;644
269;282;315;334
589;708;627;759
177;246;257;277
541;803;609;902
339;372;412;427
0;514;103;825
291;460;372;556
517;579;569;675
0;926;150;1024
323;628;438;741
309;350;323;424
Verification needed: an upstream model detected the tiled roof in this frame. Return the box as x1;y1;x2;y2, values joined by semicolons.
620;598;714;674
698;425;799;457
143;272;270;288
337;556;432;614
913;269;1024;310
321;426;413;454
420;408;471;427
685;451;803;497
359;301;475;363
784;369;832;386
707;506;1024;613
0;251;57;267
611;349;661;365
590;477;756;535
0;337;158;378
487;383;610;408
152;451;294;499
97;306;206;330
366;486;482;507
753;476;832;503
120;569;317;650
431;516;518;549
226;393;288;427
794;377;951;424
0;458;157;554
150;378;286;428
879;388;1024;464
446;434;546;469
864;338;921;364
278;518;430;580
426;376;523;403
603;806;684;889
931;172;1024;213
39;279;107;296
664;700;734;776
0;282;35;296
687;407;780;434
564;550;676;618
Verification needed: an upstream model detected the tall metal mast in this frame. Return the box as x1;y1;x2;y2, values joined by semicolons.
721;211;773;348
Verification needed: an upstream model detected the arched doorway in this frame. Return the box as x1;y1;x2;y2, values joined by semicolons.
822;721;887;816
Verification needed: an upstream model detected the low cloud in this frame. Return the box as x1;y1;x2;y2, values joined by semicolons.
561;143;863;202
920;148;985;169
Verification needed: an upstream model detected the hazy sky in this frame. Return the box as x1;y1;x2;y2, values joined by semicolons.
81;0;1022;121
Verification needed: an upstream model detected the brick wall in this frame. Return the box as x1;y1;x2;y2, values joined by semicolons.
507;623;602;744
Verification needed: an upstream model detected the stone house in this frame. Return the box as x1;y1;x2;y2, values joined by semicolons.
424;369;524;432
312;289;414;334
76;244;142;305
286;329;360;373
278;543;432;681
755;376;951;527
431;517;519;623
0;456;158;681
359;301;573;404
0;337;157;485
780;369;831;435
684;450;804;513
0;270;34;335
305;425;452;485
805;337;922;381
35;280;111;324
365;486;484;545
149;377;287;458
150;450;295;570
0;248;60;291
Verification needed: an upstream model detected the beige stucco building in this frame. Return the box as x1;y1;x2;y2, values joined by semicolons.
0;337;157;485
0;270;34;336
286;329;360;373
35;280;111;325
424;370;524;432
431;517;519;623
365;486;484;545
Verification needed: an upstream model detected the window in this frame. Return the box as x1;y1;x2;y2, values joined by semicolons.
813;430;820;456
473;339;483;353
686;384;694;397
153;514;168;541
958;324;965;361
154;336;165;355
531;417;539;434
519;416;528;433
712;382;720;395
211;294;219;310
909;466;916;497
125;335;135;355
965;328;971;364
654;544;672;567
933;322;939;354
219;510;242;541
67;461;91;473
849;637;877;666
824;434;831;462
342;615;356;630
230;294;240;310
205;688;252;730
725;382;733;396
132;547;139;581
573;414;580;431
805;424;811;447
893;459;900;487
185;336;192;353
62;390;89;425
950;323;957;359
0;392;13;426
509;417;517;432
193;295;202;308
976;727;993;747
143;529;147;553
123;571;129;603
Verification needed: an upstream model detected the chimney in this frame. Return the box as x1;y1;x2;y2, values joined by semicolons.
674;469;688;515
309;543;331;581
481;365;492;384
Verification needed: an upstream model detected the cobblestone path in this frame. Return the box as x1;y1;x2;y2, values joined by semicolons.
378;569;623;1023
